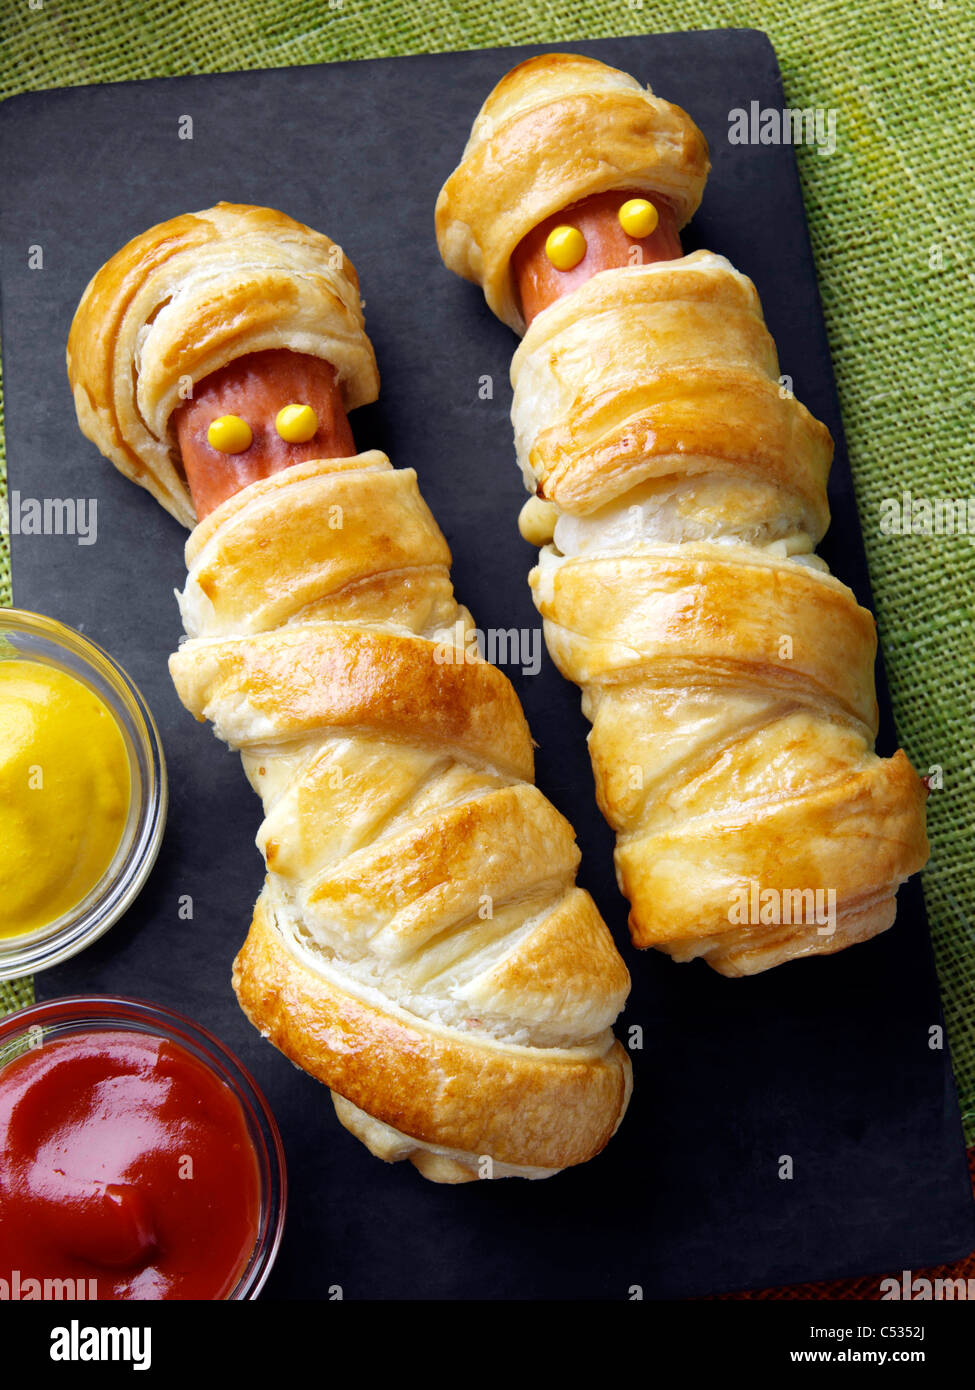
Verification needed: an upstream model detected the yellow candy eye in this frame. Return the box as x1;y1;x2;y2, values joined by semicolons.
544;224;586;272
618;198;659;238
275;403;319;444
207;415;252;454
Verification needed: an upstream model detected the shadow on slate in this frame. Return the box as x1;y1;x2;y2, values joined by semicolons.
1;28;971;1300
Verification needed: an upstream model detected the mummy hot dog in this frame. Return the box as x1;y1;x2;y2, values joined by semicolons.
436;55;928;976
68;202;632;1181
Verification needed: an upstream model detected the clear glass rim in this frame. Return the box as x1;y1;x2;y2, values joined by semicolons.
0;608;168;978
0;993;288;1300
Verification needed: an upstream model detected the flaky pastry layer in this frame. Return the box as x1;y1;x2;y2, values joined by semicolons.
68;203;378;526
171;452;632;1174
435;53;709;332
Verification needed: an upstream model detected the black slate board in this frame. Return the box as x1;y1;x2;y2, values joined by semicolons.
2;29;972;1301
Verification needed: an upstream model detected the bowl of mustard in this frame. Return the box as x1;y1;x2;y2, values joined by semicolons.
0;609;167;978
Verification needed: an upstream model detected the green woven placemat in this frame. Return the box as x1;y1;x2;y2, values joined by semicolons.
2;0;972;1146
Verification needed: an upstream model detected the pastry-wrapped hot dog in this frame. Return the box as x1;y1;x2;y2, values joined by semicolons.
436;55;929;974
68;202;632;1180
435;52;709;332
68;202;377;526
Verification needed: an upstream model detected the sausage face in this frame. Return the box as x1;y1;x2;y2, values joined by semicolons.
512;190;683;325
174;348;356;518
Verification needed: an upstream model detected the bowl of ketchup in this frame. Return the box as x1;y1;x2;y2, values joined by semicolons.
0;996;286;1300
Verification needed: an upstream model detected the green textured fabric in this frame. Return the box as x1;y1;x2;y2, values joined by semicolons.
1;1;972;1150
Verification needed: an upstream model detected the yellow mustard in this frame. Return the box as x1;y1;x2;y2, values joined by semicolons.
544;224;587;271
0;660;130;938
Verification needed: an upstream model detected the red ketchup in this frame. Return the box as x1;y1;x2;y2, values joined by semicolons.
0;1030;262;1300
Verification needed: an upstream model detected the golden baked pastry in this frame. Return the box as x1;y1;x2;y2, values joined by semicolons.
533;537;927;973
172;453;631;1179
436;57;929;975
68;204;632;1179
435;52;710;332
67;202;378;527
509;252;833;530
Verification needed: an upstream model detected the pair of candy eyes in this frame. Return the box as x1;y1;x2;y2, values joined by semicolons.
544;197;659;271
207;403;319;454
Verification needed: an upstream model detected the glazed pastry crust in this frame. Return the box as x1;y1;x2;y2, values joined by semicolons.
435;53;710;332
330;1094;565;1183
532;540;929;974
508;250;929;972
235;887;632;1177
533;543;880;728
67;203;379;527
510;253;834;533
171;451;632;1175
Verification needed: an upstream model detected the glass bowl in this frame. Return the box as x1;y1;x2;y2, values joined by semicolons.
0;608;167;979
0;995;287;1300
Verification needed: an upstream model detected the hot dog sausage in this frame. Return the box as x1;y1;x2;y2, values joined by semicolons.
512;189;683;325
174;348;355;519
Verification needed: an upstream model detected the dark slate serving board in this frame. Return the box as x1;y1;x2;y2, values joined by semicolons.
2;29;972;1300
